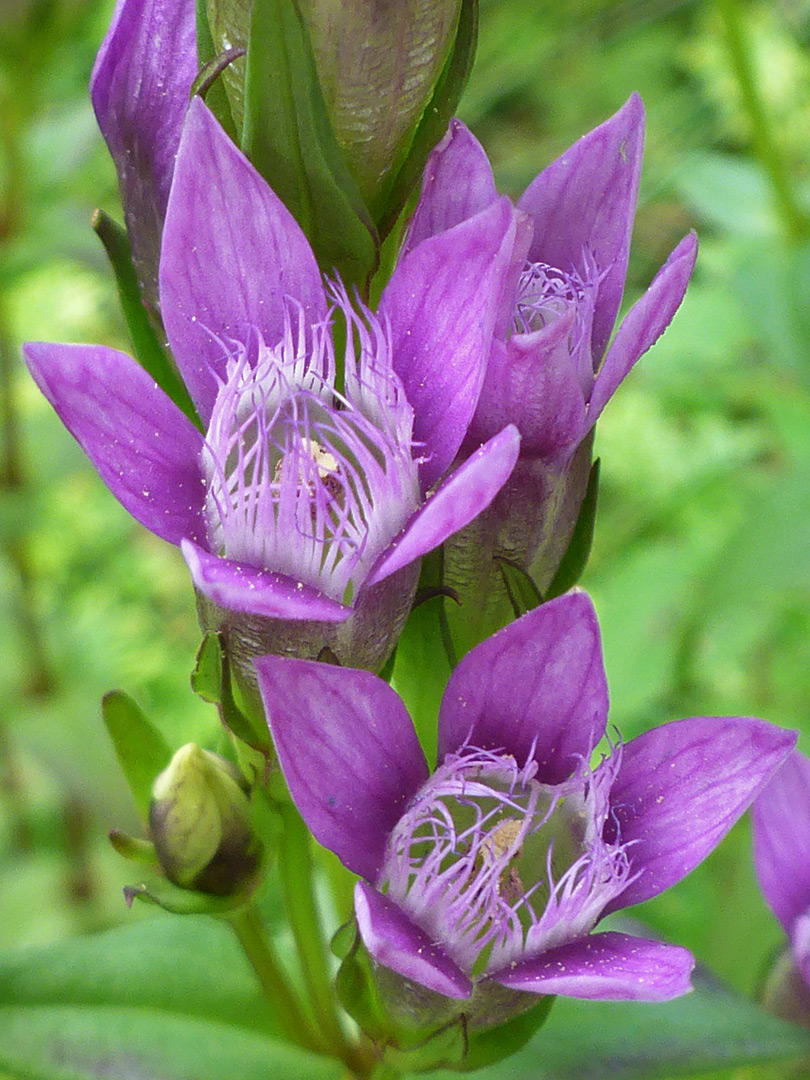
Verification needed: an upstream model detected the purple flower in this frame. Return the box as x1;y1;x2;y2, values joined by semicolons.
91;0;196;312
255;591;794;1010
24;99;521;680
753;750;810;1018
404;97;697;646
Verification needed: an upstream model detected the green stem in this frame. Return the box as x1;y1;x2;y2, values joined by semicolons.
228;905;325;1054
717;0;809;240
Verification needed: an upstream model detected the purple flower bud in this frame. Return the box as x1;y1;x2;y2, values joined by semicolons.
256;591;795;1022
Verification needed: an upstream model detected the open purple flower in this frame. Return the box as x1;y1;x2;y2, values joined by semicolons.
24;98;521;683
256;591;794;1012
91;0;196;312
405;96;697;649
753;750;810;1020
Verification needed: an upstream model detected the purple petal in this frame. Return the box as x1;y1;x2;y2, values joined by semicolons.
518;93;645;361
491;932;694;1001
91;0;196;312
587;232;698;426
181;539;351;622
438;591;608;784
403;119;499;256
354;882;473;999
254;658;428;881
381;197;519;491
365;425;520;588
604;716;797;915
24;342;205;546
466;322;587;459
160;98;327;423
753;750;810;933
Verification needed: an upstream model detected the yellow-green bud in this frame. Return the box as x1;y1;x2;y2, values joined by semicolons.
149;744;261;896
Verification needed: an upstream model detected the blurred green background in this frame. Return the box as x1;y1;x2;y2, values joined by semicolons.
1;0;809;1060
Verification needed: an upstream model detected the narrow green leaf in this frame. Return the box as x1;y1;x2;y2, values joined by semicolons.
242;0;378;288
123;875;250;916
191;634;272;755
494;556;543;618
107;830;156;863
101;691;171;820
92;211;200;428
191;632;224;703
195;0;239;140
545;458;600;601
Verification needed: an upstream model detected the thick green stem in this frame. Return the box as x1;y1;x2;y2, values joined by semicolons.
228;905;326;1054
717;0;809;240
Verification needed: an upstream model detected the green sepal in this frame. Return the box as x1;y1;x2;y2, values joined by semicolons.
375;0;479;240
335;925;392;1044
92;211;200;428
456;995;555;1073
123;873;252;916
242;0;379;289
101;690;171;820
545;457;601;600
192;633;272;756
386;1016;467;1073
108;829;157;863
196;0;240;140
494;556;543;618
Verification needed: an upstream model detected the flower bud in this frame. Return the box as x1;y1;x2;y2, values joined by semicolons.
149;744;261;896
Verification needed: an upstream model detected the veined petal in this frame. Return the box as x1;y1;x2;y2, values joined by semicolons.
354;882;473;999
587;232;698;427
753;750;810;933
518;93;645;362
604;716;797;915
254;658;428;881
181;540;351;622
91;0;196;311
438;591;609;784
160;97;327;423
365;425;520;588
403;119;499;256
380;197;519;491
24;342;205;546
491;932;694;1001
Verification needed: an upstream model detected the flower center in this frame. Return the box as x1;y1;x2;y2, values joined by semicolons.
513;261;593;336
380;746;632;976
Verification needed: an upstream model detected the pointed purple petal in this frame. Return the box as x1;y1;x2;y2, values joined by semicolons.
491;932;694;1001
518;93;645;361
753;751;810;933
160;98;327;423
381;197;519;491
438;591;608;784
254;658;428;881
355;882;473;999
91;0;196;312
467;322;587;458
604;716;797;915
403;119;499;256
365;425;520;588
24;342;205;546
587;232;698;426
181;539;351;622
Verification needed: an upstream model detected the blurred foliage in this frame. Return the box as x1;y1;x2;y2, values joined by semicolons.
2;0;810;1076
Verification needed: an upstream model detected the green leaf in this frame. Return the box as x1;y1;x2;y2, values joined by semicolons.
545;458;600;601
203;0;250;137
376;0;479;238
191;632;224;704
195;0;239;140
101;691;171;820
191;634;271;755
494;557;543;618
242;0;378;288
92;211;200;428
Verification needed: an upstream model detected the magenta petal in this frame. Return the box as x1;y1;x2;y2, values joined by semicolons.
381;197;519;491
438;591;608;784
491;932;694;1002
181;540;351;622
160;98;327;423
91;0;196;310
587;232;698;426
518;93;645;361
365;425;520;588
753;750;810;933
403;119;499;256
254;659;428;881
355;882;473;999
604;716;797;915
24;342;205;546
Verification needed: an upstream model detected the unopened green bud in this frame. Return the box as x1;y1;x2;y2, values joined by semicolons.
149;744;261;897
